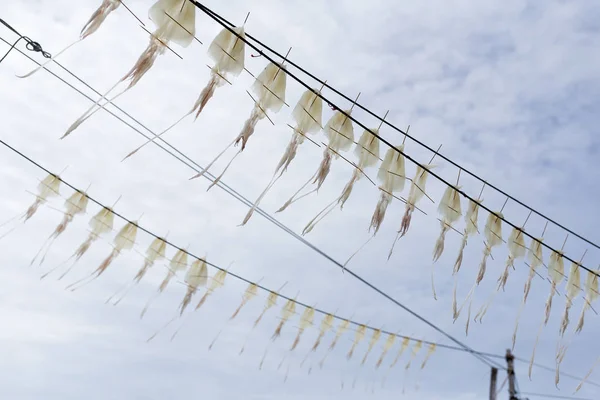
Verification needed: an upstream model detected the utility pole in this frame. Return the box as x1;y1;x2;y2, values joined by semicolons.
506;349;518;400
489;367;498;400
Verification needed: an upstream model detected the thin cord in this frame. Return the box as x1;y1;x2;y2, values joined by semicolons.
190;0;600;277
0;35;501;369
0;135;504;369
189;0;600;252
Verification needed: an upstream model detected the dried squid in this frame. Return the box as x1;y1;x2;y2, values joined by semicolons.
62;0;196;139
277;95;359;213
124;21;247;160
190;59;288;190
241;85;324;225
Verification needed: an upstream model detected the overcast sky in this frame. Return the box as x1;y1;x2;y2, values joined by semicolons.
1;1;599;399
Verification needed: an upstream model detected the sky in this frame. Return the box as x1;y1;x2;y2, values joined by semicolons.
1;0;599;399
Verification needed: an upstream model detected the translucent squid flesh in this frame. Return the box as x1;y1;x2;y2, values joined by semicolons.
17;0;121;78
475;225;527;323
230;282;258;320
346;324;367;360
241;86;323;225
477;211;504;285
319;318;351;369
240;290;280;355
375;333;396;369
66;220;138;291
360;328;382;366
62;0;196;139
370;144;405;235
430;181;462;300
180;258;208;315
420;343;437;369
272;298;296;340
302;127;380;236
559;261;581;336
291;307;315;351
277;107;356;213
25;173;62;223
190;61;287;189
107;235;168;305
404;340;423;369
140;247;189;318
575;269;599;333
124;25;247;160
45;205;114;281
300;313;334;368
31;188;89;266
388;164;435;260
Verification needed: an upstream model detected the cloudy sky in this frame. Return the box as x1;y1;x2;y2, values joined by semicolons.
1;0;599;399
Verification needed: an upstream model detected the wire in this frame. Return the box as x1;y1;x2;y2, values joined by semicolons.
189;0;600;253
0;18;50;64
513;356;600;389
519;393;593;400
0;35;502;370
0;135;504;369
190;0;600;278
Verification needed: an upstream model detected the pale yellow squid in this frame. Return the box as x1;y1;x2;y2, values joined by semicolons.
41;199;118;281
62;0;197;139
124;17;248;160
30;187;89;267
241;85;324;226
66;220;139;292
190;58;289;190
276;94;360;213
301;115;384;236
106;235;169;306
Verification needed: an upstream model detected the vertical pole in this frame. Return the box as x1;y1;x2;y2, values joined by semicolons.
506;349;518;400
490;367;498;400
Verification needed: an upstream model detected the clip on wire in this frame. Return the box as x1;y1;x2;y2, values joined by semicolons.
0;18;51;64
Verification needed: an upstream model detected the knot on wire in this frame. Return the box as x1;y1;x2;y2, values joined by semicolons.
23;37;51;59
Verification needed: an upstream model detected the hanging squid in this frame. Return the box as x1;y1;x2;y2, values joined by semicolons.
21;173;62;224
300;312;335;369
302;121;382;236
43;202;116;280
451;194;482;320
66;220;139;291
512;227;545;350
17;0;124;78
61;0;196;139
291;306;316;351
319;318;351;369
420;343;437;369
559;260;582;336
239;286;284;355
230;282;259;320
272;297;297;340
241;85;324;226
346;324;367;360
575;268;599;333
190;60;288;190
30;187;89;267
529;247;566;378
124;22;247;160
107;234;168;306
404;340;423;370
381;336;411;389
140;246;189;318
360;327;382;366
388;162;436;260
277;95;359;213
370;143;406;235
430;172;462;300
474;223;528;324
375;333;396;369
477;211;504;284
179;257;208;315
